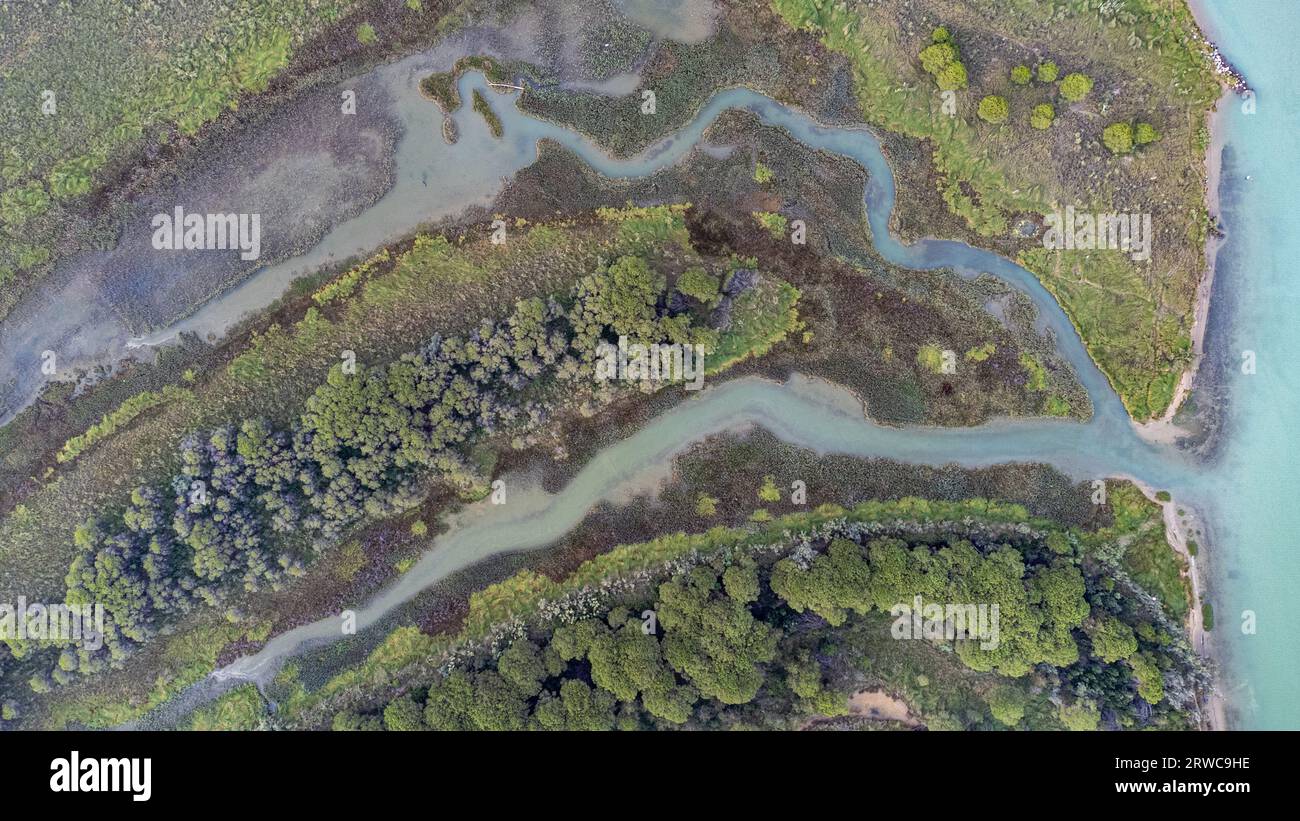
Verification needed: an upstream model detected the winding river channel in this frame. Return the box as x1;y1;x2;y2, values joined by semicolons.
28;1;1284;728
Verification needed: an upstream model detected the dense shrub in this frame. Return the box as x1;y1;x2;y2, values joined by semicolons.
1059;73;1094;102
1135;122;1161;145
918;26;968;91
978;95;1009;124
1030;103;1055;130
1103;122;1134;154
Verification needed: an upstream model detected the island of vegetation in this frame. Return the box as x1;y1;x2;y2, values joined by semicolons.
205;497;1203;731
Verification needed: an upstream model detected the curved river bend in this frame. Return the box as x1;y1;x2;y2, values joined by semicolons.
142;69;1128;428
118;58;1258;726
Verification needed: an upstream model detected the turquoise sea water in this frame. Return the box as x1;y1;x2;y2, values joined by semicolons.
1192;0;1300;729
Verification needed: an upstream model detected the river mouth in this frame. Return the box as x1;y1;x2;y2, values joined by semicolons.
4;0;1270;732
95;32;1221;727
134;364;1207;728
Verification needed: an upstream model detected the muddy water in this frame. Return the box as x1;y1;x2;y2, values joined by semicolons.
0;11;560;426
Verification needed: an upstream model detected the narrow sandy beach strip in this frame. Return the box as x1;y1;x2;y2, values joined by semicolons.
1132;2;1248;728
1134;89;1232;445
1139;0;1252;443
1131;478;1226;730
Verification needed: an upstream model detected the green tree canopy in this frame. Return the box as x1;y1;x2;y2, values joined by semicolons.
1135;122;1161;145
658;566;778;704
918;27;967;90
382;694;424;731
1087;617;1138;663
1030;103;1055;130
978;95;1009;124
1059;73;1094;102
987;684;1027;727
1103;122;1134;154
771;538;872;626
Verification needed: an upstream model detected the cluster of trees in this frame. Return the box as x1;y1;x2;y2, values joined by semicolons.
1102;121;1161;154
917;28;1090;134
918;26;968;90
339;521;1190;731
770;536;1091;677
911;31;1087;131
570;254;719;353
977;67;1091;128
34;253;765;687
350;559;842;731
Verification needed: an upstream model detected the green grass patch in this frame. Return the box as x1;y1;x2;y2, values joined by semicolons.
1099;483;1190;621
188;684;266;730
471;89;503;138
0;0;358;322
751;210;788;240
56;386;192;465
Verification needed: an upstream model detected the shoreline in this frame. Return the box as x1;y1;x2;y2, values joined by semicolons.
1130;479;1226;730
1129;0;1236;726
1135;0;1246;443
1186;0;1252;94
1132;89;1232;445
1132;0;1244;729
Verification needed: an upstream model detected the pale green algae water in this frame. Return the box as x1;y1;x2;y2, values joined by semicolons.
1189;0;1300;730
